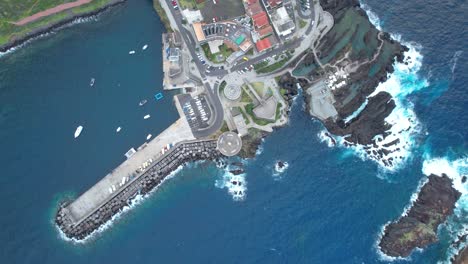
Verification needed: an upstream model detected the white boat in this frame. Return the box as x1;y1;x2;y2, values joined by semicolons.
139;99;147;106
146;134;152;140
74;126;83;138
129;50;136;54
143;114;150;119
116;127;122;133
142;44;148;50
90;78;95;87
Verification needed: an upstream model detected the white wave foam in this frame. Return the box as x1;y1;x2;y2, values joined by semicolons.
273;161;289;177
422;156;468;263
374;222;412;262
450;50;463;78
56;165;185;243
329;34;428;171
255;138;265;156
317;130;336;147
360;3;383;30
215;164;247;201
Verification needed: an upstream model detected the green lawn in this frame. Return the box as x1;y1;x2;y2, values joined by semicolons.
240;86;253;103
255;54;291;74
201;42;234;63
0;0;117;47
178;0;205;10
299;19;307;29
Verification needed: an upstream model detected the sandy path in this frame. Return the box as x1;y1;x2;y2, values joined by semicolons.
14;0;92;26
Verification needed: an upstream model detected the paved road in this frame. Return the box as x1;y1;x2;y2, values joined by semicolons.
164;0;225;137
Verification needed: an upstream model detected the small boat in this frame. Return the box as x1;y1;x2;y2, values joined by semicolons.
143;114;150;119
142;44;148;50
129;50;135;55
90;78;95;87
146;134;152;140
116;127;122;133
74;126;83;138
154;92;163;100
139;99;147;106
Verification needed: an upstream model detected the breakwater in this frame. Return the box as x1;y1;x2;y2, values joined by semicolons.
56;139;220;240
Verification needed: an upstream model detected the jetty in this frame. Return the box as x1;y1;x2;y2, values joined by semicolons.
56;139;220;239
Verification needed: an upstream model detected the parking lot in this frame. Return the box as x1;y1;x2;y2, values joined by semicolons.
179;94;212;131
200;0;245;22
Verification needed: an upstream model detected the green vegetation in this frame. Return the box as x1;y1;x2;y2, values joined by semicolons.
238;108;250;125
220;121;229;133
275;103;283;120
251;82;264;97
219;81;227;94
253;60;269;70
201;43;234;63
153;0;173;32
178;0;205;10
299;19;307;29
280;88;288;97
0;0;121;47
233;107;250;125
255;57;290;74
240;86;253;103
245;103;274;126
245;48;254;56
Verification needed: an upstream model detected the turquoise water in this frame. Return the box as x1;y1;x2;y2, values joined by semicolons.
0;0;467;263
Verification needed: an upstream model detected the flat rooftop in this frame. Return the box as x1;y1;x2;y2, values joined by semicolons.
66;117;195;224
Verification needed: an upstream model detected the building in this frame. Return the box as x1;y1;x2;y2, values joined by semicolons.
255;37;272;52
270;6;295;37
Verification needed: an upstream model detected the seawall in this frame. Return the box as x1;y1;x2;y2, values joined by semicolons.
56;140;220;240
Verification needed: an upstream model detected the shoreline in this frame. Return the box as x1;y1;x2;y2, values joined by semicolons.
0;0;126;54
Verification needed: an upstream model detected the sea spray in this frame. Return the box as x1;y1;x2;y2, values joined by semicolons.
324;5;430;172
215;163;247;201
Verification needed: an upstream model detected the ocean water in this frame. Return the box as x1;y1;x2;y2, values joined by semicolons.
0;0;467;263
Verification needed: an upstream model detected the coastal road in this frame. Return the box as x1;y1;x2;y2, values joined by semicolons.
163;0;225;136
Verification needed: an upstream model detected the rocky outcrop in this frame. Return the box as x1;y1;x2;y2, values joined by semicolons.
277;72;309;108
239;128;269;159
295;0;408;150
379;174;461;258
324;91;395;145
452;244;468;264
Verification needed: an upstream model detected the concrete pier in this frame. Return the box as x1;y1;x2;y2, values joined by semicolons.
56;139;220;240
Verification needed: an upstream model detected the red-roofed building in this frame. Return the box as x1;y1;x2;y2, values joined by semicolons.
256;38;272;52
257;25;273;38
266;0;282;8
252;11;269;29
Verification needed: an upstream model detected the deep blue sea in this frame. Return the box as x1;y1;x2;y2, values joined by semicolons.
0;0;466;263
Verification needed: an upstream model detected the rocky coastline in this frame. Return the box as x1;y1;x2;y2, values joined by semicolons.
316;0;407;145
378;174;461;258
0;0;126;53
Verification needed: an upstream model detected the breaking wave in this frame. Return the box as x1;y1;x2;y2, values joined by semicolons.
450;50;463;79
330;4;429;171
56;165;185;243
215;163;247;201
273;160;289;178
